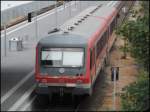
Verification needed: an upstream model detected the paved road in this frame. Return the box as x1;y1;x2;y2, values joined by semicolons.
1;1;109;111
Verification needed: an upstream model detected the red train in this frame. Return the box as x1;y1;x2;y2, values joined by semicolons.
35;1;134;98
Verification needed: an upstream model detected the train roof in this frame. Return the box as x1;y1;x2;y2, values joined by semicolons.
39;1;121;47
38;33;88;48
60;4;116;37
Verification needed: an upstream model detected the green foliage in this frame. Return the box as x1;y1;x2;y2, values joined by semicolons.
119;45;130;53
129;16;149;71
117;1;149;111
116;1;149;71
121;70;149;111
140;1;149;15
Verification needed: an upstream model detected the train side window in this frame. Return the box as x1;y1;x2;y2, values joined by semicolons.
103;30;108;43
106;29;109;41
117;14;120;18
92;48;95;68
110;23;112;35
114;17;117;29
101;31;107;48
90;50;92;69
116;14;119;27
110;18;116;35
96;38;101;58
90;48;95;69
96;30;108;59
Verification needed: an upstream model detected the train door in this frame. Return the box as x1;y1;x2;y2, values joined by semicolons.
90;47;96;83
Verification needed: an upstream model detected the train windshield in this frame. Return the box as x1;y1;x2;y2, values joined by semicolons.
41;48;84;67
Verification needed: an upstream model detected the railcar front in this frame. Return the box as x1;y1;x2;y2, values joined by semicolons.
35;33;92;96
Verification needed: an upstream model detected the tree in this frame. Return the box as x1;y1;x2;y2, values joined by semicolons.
117;1;149;111
116;1;149;71
121;70;149;111
116;21;134;59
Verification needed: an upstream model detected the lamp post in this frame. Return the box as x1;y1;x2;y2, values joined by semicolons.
87;1;89;7
69;1;71;17
75;0;77;8
35;12;38;41
55;1;58;28
111;67;119;111
113;68;116;111
79;1;81;11
63;1;65;10
4;23;7;56
3;3;10;57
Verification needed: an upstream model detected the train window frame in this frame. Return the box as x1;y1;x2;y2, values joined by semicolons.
90;47;95;70
90;49;92;69
96;28;108;59
40;47;85;68
109;17;116;35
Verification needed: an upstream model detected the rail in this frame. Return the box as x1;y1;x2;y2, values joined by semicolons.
44;94;85;112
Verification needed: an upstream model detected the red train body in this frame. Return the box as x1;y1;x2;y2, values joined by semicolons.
35;1;134;96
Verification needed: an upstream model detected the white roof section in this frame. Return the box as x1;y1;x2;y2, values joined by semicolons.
1;1;33;11
60;6;98;32
60;4;115;37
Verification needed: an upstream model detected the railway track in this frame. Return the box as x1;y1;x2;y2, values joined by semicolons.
45;94;85;112
31;93;85;112
37;69;106;111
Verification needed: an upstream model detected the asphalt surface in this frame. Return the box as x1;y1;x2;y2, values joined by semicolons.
1;1;109;111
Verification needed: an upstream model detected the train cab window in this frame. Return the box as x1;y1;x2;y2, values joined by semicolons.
41;48;84;67
63;51;84;67
41;50;62;66
110;18;116;35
